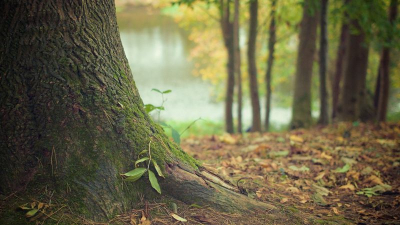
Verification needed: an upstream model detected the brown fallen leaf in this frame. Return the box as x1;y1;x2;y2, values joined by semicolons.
364;175;383;185
314;171;326;180
339;183;355;191
280;198;289;203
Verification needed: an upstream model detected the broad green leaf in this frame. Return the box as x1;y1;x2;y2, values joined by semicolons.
122;168;147;182
148;170;161;194
151;88;162;93
26;209;39;218
171;128;181;144
135;157;149;167
144;104;156;113
162;90;172;94
333;164;350;173
152;159;165;178
155;106;165;111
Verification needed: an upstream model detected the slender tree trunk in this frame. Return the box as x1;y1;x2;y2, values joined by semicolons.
220;0;235;133
265;0;277;131
337;19;370;121
376;0;398;122
247;0;262;132
318;0;329;125
290;0;318;129
332;21;349;120
233;0;242;133
0;1;274;222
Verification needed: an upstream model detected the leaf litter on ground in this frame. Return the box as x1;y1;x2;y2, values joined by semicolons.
181;122;400;224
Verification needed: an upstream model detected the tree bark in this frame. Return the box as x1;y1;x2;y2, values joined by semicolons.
220;0;235;133
318;0;329;125
247;0;262;132
290;0;318;129
337;19;370;122
332;20;349;120
233;0;242;133
265;0;277;131
0;0;274;222
376;0;398;122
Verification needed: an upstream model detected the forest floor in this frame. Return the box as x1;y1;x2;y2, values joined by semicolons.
120;122;400;225
5;122;399;224
177;122;400;224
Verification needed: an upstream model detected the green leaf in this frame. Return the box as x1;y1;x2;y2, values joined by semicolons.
144;104;156;113
151;88;162;93
152;159;165;178
19;204;31;210
122;168;147;182
148;170;161;194
155;106;165;111
171;128;181;144
288;165;310;172
268;150;289;158
25;209;39;218
333;164;350;173
138;149;147;156
162;90;172;94
159;121;170;127
135;157;149;167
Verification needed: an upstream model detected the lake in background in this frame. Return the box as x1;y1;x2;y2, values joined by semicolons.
117;6;292;130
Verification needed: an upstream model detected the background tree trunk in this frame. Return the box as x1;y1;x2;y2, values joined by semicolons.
290;0;318;129
332;21;349;120
247;0;262;132
220;0;235;133
233;0;242;133
265;0;277;131
376;0;398;122
337;19;369;121
318;0;329;125
0;0;274;222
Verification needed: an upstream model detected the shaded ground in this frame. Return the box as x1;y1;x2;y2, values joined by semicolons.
180;122;400;224
2;122;399;224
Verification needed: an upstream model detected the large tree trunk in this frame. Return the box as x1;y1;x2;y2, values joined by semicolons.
0;0;274;222
331;20;349;120
265;0;277;131
290;0;318;129
220;0;235;133
376;0;398;122
233;0;242;133
337;19;370;121
247;0;262;132
318;0;329;125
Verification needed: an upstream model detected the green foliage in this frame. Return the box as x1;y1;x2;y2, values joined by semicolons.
121;144;163;194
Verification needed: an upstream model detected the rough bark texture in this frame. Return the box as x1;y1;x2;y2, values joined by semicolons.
332;21;349;120
0;0;274;222
233;0;242;133
376;0;398;122
290;0;318;129
318;0;329;125
247;0;262;132
337;20;370;122
265;0;277;131
220;0;235;133
332;0;349;120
